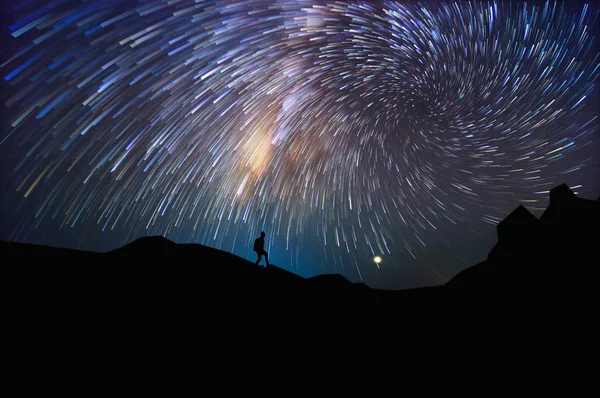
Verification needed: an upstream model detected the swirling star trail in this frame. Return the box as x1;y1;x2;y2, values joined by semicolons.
1;1;598;289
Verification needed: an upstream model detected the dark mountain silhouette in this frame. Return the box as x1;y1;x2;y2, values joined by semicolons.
2;235;439;306
3;183;598;305
447;183;599;289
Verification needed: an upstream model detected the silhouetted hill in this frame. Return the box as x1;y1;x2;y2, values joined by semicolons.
446;183;599;289
3;183;598;306
2;235;439;307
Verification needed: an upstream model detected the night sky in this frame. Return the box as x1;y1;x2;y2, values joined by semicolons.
1;0;598;290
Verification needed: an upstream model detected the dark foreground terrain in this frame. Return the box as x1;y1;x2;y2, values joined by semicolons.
3;184;598;307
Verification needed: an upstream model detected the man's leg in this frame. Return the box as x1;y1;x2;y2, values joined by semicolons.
255;252;262;265
263;250;270;267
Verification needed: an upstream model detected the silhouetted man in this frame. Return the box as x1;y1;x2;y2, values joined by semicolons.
253;231;270;267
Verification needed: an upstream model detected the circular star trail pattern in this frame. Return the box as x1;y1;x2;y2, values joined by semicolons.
1;1;599;289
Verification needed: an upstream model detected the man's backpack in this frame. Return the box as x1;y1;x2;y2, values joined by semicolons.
253;238;260;252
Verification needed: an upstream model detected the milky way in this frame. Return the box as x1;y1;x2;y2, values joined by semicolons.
1;1;598;289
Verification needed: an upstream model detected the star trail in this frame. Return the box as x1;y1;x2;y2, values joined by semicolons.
1;0;598;289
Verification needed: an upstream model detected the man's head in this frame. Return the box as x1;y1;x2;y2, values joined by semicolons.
260;231;265;237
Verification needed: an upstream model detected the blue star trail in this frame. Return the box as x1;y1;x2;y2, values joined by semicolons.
1;0;598;289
